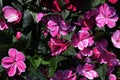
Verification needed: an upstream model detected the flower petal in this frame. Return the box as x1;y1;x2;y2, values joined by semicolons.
17;61;26;73
16;52;25;61
8;64;17;77
8;48;17;58
1;57;14;68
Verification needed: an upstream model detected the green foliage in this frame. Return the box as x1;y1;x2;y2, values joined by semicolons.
96;64;107;80
48;56;66;77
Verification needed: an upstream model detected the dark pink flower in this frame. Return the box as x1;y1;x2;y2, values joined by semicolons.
36;12;44;23
76;9;98;30
16;31;22;40
76;63;98;79
47;15;72;37
1;48;26;77
0;19;8;30
111;30;120;48
71;30;94;50
77;48;93;57
53;70;76;80
48;38;69;56
96;3;119;28
108;0;118;4
2;6;22;23
41;0;61;12
93;39;117;64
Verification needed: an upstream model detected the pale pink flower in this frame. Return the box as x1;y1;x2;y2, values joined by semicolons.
0;19;8;30
36;12;44;23
48;38;69;56
71;30;94;50
111;30;120;48
47;15;73;37
16;31;22;40
108;0;118;4
2;6;22;23
1;48;26;77
109;74;116;80
76;63;98;79
53;70;76;80
96;3;119;28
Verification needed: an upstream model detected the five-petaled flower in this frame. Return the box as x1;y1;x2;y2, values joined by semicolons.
76;63;98;79
71;30;94;50
96;3;118;28
47;14;73;37
1;48;26;77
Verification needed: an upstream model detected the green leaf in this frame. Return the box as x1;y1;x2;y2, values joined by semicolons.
61;10;70;19
115;67;120;77
23;11;34;28
61;30;75;41
27;67;47;80
48;56;66;77
96;64;107;80
90;0;105;7
62;46;77;56
11;0;23;11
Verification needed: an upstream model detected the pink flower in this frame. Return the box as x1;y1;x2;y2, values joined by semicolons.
71;30;94;50
111;30;120;48
0;19;8;30
77;48;93;57
76;63;98;79
1;48;26;77
2;6;22;23
53;70;76;80
108;0;118;4
16;31;22;40
109;74;116;80
48;38;69;56
36;12;44;23
47;15;72;37
95;3;119;28
93;39;117;64
76;9;98;30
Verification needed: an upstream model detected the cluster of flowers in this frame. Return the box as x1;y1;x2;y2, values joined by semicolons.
0;0;120;80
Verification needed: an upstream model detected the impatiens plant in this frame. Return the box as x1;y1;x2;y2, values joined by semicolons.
1;48;26;77
0;0;120;80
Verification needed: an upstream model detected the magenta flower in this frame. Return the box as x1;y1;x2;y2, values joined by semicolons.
16;31;22;40
48;38;69;56
47;15;72;37
109;74;117;80
36;12;44;23
77;48;93;57
95;3;119;28
71;30;94;50
0;19;8;30
111;30;120;48
2;6;22;23
53;70;76;80
76;63;98;79
1;48;26;77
